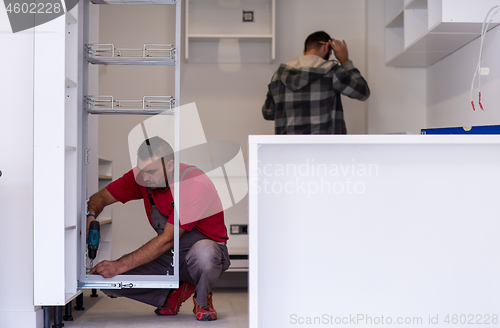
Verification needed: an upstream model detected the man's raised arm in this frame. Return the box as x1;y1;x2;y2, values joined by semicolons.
86;188;118;237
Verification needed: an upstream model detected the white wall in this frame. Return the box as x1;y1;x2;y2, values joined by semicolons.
98;0;369;258
273;0;368;135
366;1;427;134
427;26;500;128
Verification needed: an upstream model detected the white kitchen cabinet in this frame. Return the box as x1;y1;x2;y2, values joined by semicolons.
33;5;82;306
249;135;500;328
386;0;500;67
29;0;183;313
185;0;275;63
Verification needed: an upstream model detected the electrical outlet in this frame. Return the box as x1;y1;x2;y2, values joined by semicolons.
243;11;254;22
230;224;248;235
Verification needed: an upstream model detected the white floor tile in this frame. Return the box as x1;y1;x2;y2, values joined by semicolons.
64;288;248;328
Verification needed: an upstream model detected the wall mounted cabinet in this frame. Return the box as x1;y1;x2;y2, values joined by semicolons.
185;0;275;63
386;0;500;67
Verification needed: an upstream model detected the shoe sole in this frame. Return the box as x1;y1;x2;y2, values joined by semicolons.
198;314;217;321
155;308;176;316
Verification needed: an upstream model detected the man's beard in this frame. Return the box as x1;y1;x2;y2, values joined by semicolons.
147;180;169;190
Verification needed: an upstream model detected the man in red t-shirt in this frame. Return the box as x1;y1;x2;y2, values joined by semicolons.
86;137;230;321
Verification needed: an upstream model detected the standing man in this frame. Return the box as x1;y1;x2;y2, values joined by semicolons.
262;31;370;134
86;136;230;321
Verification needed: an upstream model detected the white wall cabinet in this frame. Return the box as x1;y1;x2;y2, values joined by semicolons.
386;0;500;67
185;0;275;63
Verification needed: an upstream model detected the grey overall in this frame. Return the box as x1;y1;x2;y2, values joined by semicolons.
102;168;230;308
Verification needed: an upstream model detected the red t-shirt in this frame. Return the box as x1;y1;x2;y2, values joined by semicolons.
106;163;228;242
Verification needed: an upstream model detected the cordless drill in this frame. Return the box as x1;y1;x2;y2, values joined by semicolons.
87;220;100;266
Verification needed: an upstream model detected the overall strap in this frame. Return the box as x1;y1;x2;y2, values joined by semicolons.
147;187;155;207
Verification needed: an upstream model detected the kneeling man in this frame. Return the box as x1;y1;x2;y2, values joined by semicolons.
87;136;230;321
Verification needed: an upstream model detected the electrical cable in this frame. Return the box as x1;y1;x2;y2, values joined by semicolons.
471;5;500;111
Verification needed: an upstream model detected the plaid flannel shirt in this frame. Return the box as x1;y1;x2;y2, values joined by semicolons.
262;56;370;134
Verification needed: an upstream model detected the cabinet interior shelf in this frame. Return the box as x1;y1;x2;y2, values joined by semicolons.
65;225;77;230
99;175;112;180
85;95;175;115
86;44;176;66
86;109;175;115
188;34;273;40
386;10;403;28
185;0;275;62
406;0;427;10
100;219;112;225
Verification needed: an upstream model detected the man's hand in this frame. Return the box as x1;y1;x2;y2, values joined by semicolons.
90;260;125;278
329;38;349;64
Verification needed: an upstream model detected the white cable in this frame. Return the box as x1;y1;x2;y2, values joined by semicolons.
471;5;500;111
472;6;500;109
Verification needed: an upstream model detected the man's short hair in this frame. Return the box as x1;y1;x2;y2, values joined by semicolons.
137;136;174;162
304;31;332;52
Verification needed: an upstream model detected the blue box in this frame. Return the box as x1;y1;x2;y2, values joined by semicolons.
422;125;500;135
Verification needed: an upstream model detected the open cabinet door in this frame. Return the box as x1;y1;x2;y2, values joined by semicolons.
33;5;82;306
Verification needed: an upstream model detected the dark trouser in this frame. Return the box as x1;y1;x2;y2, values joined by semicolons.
102;228;230;307
102;190;230;308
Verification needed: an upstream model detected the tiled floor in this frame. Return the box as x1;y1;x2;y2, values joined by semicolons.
64;288;248;328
